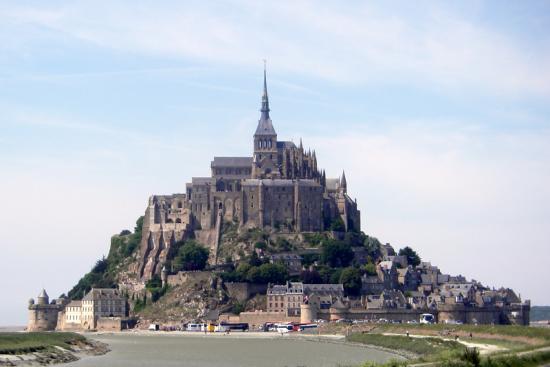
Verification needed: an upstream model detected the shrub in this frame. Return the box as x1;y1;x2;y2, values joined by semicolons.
398;246;421;267
340;267;362;296
172;240;210;271
321;239;354;267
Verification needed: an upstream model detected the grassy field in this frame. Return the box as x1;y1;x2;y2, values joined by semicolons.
347;333;463;361
0;332;86;355
342;324;550;366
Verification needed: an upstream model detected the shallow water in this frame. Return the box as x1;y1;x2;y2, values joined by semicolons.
67;333;402;367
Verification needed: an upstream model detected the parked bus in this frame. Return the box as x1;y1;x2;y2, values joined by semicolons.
186;323;204;332
219;322;249;331
276;324;293;333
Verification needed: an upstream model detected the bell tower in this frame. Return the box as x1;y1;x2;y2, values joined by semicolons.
252;63;279;178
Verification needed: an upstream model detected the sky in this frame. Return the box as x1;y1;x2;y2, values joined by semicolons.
0;0;549;326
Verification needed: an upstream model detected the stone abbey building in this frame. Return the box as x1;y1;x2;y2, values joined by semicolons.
138;70;360;280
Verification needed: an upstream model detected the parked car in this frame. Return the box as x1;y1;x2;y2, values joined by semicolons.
420;313;435;324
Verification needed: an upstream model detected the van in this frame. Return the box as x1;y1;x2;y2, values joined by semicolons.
148;324;159;331
420;313;435;324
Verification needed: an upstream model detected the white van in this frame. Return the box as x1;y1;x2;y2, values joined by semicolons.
148;324;159;331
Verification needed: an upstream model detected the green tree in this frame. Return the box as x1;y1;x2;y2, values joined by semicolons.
300;270;322;284
340;267;362;296
258;263;288;284
321;239;354;267
363;262;377;276
398;246;421;267
364;236;382;261
173;240;210;271
329;217;346;232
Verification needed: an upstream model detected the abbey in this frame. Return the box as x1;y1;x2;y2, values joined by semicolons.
138;69;360;280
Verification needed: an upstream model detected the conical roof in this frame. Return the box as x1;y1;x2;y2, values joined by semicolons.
38;289;48;298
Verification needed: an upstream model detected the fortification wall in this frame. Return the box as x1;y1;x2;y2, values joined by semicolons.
224;283;267;302
97;317;123;331
27;307;59;331
228;311;300;327
166;271;212;287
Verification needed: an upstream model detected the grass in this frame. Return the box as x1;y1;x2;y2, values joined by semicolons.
0;332;86;355
375;324;550;342
347;333;464;361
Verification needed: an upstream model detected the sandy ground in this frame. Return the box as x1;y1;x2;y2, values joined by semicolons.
91;329;346;341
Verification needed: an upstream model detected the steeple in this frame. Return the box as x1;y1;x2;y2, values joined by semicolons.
261;61;270;120
340;170;347;193
254;62;276;137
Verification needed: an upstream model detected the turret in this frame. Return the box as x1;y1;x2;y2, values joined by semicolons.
37;289;49;305
340;170;347;194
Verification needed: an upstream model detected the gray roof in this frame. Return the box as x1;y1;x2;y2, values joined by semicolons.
67;300;82;307
211;157;252;168
82;288;124;301
38;289;49;298
268;284;287;295
255;117;276;136
242;179;319;187
191;177;212;185
270;253;302;261
277;141;296;149
303;284;344;295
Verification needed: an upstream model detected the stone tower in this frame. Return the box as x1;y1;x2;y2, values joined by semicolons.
27;289;63;331
252;65;279;179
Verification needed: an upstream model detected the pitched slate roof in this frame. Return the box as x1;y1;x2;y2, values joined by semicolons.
211;157;252;167
82;288;123;301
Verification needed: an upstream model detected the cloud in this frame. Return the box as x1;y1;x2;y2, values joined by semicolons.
1;1;549;96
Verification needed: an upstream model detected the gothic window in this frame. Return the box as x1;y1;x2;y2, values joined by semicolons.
268;140;272;148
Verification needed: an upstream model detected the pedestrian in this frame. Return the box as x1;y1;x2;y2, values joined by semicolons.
406;330;409;338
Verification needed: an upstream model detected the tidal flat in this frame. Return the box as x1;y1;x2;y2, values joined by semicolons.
65;332;403;367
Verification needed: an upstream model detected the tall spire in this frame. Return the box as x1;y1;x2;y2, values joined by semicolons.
255;61;276;136
261;60;270;120
341;170;347;193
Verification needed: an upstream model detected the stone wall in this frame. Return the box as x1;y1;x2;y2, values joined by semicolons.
226;311;300;328
27;306;60;331
166;270;212;287
97;317;124;331
225;283;267;302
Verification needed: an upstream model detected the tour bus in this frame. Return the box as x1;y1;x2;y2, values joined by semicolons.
186;323;204;332
276;323;294;333
420;313;435;324
297;323;318;331
219;322;249;331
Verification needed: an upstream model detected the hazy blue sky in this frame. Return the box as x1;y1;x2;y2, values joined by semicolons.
1;1;549;325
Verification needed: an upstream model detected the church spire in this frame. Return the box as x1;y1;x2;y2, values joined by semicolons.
340;170;347;193
255;61;276;137
261;60;270;120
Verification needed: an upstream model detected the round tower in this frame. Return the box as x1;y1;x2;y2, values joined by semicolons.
37;289;49;305
300;303;317;324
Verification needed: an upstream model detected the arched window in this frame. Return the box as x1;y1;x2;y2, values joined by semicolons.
268;140;272;148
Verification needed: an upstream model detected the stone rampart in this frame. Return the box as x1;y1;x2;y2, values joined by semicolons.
224;283;267;302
